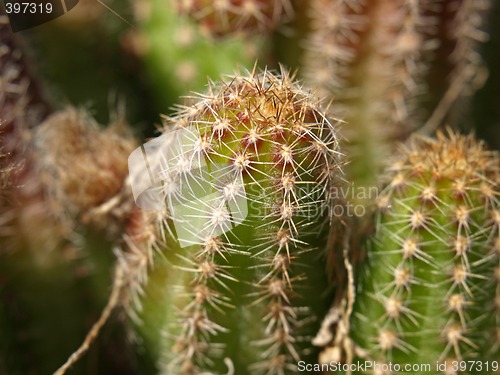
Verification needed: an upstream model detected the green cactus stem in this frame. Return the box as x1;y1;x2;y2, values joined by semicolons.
128;67;345;374
343;130;499;374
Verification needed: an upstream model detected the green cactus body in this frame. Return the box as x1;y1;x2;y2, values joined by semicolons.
348;131;499;374
132;68;344;374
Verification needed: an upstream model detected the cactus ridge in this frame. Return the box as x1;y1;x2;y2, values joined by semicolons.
131;67;344;374
349;130;499;373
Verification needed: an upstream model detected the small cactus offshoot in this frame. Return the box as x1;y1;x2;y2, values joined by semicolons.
339;130;499;374
130;67;345;374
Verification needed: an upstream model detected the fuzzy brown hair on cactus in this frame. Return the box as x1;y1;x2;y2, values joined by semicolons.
302;0;493;201
125;66;346;374
32;107;137;231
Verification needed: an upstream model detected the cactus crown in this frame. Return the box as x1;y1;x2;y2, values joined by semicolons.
157;66;344;247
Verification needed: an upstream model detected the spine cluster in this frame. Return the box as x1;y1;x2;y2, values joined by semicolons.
130;68;344;374
346;130;499;374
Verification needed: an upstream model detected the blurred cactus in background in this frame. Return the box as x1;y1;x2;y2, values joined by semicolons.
175;0;293;37
302;0;492;196
0;0;499;374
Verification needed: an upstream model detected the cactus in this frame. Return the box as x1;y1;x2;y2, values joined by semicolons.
33;107;136;230
0;16;50;181
133;0;267;113
175;0;293;37
0;124;13;202
302;0;492;197
0;20;138;372
330;130;499;374
128;67;344;374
